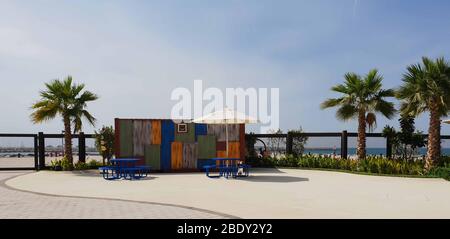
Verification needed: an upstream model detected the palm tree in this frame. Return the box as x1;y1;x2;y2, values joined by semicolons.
31;76;98;168
321;69;396;159
397;57;450;170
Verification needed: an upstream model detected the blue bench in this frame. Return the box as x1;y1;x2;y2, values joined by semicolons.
99;165;151;180
99;166;119;180
203;164;251;178
203;165;221;178
136;165;151;178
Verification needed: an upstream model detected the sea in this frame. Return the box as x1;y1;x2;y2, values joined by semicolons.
264;147;450;156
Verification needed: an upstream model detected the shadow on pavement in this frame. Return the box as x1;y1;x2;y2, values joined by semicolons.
70;171;158;181
250;168;286;174
241;175;309;183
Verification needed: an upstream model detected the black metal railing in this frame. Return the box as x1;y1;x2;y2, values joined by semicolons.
0;132;94;171
246;131;450;159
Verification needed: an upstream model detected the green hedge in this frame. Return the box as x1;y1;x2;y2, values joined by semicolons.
246;155;449;180
428;167;450;180
50;159;104;171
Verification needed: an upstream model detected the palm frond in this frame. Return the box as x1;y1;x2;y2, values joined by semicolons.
320;98;345;109
365;112;377;132
336;104;358;121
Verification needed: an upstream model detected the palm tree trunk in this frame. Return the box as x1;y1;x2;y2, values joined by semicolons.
63;116;73;169
426;101;441;170
357;110;366;159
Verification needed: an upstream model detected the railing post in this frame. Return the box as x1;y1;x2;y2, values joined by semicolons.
34;135;39;171
286;132;293;155
38;132;45;170
341;130;348;159
78;132;86;163
386;136;392;159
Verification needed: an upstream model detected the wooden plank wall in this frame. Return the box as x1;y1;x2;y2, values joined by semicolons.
174;123;196;143
195;123;207;140
197;135;216;159
151;120;161;145
145;144;161;170
118;119;133;157
161;120;175;171
207;124;240;141
114;119;120;157
216;142;241;165
182;143;198;169
133;120;151;157
115;119;245;172
171;141;183;169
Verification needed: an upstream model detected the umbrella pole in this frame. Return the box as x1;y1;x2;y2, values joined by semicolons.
226;123;229;157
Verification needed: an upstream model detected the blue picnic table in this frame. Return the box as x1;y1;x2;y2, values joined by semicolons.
99;158;151;180
203;158;251;179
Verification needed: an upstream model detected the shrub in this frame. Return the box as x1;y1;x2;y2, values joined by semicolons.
50;159;62;171
437;156;450;168
246;156;276;167
60;157;73;171
87;159;102;169
428;167;450;181
246;155;428;176
74;161;89;170
95;126;115;165
49;157;73;171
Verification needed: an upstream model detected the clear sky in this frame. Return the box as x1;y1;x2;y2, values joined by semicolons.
1;0;449;141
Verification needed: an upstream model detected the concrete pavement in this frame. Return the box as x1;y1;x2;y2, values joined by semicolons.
0;171;233;219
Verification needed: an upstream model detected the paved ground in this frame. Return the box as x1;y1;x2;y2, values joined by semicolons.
0;171;233;219
6;168;450;218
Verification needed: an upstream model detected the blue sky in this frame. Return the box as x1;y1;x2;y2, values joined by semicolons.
0;0;450;143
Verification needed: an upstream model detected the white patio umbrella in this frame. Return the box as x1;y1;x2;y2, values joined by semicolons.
192;107;259;157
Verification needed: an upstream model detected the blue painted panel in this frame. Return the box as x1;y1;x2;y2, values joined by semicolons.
161;120;175;171
195;123;207;140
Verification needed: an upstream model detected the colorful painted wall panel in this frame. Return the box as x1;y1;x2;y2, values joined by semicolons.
151;120;162;145
144;144;160;170
174;123;195;143
197;135;216;159
216;141;226;151
216;142;240;166
195;123;207;140
207;124;240;141
171;142;183;169
216;142;240;158
161;120;175;171
133;120;152;156
182;143;198;169
119;119;133;157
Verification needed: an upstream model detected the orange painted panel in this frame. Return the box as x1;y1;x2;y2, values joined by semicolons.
151;120;162;145
216;150;227;166
216;142;240;166
171;142;183;169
